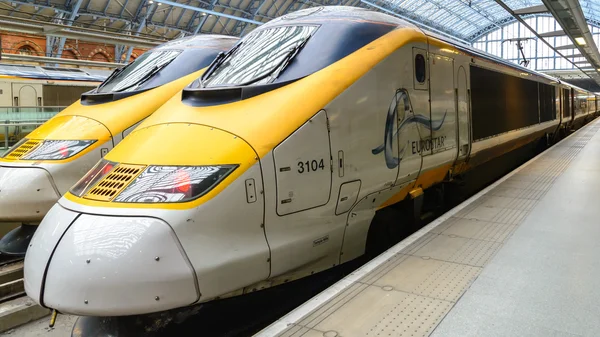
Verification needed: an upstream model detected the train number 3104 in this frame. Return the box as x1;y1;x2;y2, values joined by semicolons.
297;159;325;173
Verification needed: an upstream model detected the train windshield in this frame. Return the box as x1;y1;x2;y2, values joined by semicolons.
201;25;317;87
96;50;181;93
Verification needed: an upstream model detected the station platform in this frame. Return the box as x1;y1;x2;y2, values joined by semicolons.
258;117;600;337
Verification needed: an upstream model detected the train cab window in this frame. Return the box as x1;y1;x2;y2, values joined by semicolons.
415;54;426;83
201;25;318;87
95;50;181;93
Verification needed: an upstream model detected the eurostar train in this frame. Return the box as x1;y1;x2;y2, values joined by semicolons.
25;6;598;335
0;34;238;255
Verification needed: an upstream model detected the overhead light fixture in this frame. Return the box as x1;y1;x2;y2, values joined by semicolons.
575;37;586;45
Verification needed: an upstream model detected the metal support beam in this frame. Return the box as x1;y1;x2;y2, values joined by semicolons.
193;12;209;34
539;30;565;38
125;2;157;62
114;44;125;62
174;1;191;27
513;4;548;15
192;0;222;34
154;0;262;25
162;2;177;25
556;44;577;50
54;0;84;59
185;10;201;32
239;0;271;36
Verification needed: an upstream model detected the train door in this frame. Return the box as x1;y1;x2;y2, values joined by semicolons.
412;48;432;156
571;88;575;121
428;53;456;157
11;83;42;107
455;66;469;160
0;82;11;106
558;87;562;124
266;109;338;276
562;88;571;126
273;110;332;216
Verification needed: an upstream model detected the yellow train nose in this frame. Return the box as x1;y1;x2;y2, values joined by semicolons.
106;123;257;167
67;123;259;209
27;115;111;145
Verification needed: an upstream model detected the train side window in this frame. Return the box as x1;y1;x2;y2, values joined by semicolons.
413;48;428;91
415;54;426;83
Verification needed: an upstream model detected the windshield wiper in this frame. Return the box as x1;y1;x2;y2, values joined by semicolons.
237;36;311;87
199;42;243;88
113;60;172;92
95;66;126;92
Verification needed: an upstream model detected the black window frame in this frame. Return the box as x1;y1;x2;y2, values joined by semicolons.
415;54;426;84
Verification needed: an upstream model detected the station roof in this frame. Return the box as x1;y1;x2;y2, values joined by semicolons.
0;0;599;43
0;1;581;40
382;0;600;42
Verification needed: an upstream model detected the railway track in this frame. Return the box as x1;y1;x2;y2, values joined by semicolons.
0;255;50;333
0;257;24;304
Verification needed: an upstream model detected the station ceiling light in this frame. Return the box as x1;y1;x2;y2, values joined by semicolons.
575;37;586;45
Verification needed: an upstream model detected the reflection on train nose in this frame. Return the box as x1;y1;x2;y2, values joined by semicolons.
39;214;198;316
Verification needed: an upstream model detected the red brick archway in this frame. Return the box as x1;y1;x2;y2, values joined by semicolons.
62;44;81;60
88;48;111;62
11;40;43;56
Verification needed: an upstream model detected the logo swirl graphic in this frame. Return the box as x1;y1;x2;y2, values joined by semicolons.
372;90;447;169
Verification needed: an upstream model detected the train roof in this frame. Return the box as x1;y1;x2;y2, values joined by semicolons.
260;6;414;30
0;63;111;82
151;34;239;51
273;6;599;96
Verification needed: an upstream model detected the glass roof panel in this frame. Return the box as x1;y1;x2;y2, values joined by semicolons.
378;0;600;42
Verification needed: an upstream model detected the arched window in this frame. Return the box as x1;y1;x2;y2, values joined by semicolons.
91;52;110;62
62;49;78;60
17;46;35;55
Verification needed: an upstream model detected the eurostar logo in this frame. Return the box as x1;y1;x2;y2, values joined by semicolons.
372;90;447;169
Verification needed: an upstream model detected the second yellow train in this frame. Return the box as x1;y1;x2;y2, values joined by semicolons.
0;34;238;255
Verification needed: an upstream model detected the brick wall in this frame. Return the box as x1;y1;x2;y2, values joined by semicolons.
0;31;147;63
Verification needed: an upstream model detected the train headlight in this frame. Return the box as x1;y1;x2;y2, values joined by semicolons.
70;159;116;197
113;165;238;203
20;140;96;160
